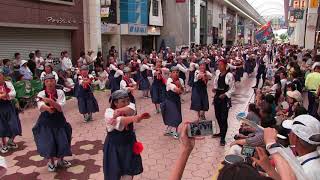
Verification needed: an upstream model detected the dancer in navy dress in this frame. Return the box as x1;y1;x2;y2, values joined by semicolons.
212;60;235;146
103;90;150;180
107;57;117;90
151;59;169;113
120;67;137;104
130;56;141;83
188;54;199;90
190;60;212;120
76;65;99;122
176;56;188;89
32;74;72;172
139;58;152;98
161;66;184;139
111;62;124;93
0;70;21;153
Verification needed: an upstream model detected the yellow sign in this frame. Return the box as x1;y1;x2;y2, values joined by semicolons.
310;0;319;8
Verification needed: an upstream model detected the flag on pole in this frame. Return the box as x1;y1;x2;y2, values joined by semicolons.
255;22;274;42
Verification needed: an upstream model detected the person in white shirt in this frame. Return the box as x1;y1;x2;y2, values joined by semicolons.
77;51;86;67
190;60;212;120
40;63;59;82
35;50;45;78
265;115;320;180
176;56;188;92
139;58;152;98
103;90;150;180
32;74;72;172
0;69;21;153
188;54;199;89
212;60;235;146
161;66;184;139
95;65;109;90
120;67;137;104
61;51;73;72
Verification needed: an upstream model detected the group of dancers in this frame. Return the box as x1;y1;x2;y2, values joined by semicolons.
0;44;266;179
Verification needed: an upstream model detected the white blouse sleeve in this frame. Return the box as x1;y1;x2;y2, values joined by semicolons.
166;78;177;91
5;81;16;99
105;108;125;132
37;91;46;110
194;70;200;82
120;80;129;92
57;90;66;107
114;70;124;78
130;78;137;85
110;64;118;71
53;71;59;82
225;73;235;98
40;72;46;81
176;64;188;73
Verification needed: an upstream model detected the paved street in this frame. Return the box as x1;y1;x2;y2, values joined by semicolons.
2;75;255;180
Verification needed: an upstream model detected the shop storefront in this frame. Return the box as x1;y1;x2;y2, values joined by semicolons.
0;0;84;60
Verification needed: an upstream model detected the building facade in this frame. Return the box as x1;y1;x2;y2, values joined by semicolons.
0;0;84;61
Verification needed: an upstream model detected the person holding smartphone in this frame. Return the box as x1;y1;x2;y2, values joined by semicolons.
212;60;235;146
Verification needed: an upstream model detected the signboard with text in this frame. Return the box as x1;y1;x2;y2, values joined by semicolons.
128;24;147;35
293;9;304;19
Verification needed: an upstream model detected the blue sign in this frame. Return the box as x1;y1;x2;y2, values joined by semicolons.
128;24;147;35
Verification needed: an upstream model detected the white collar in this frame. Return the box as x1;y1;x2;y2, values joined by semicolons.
298;151;320;165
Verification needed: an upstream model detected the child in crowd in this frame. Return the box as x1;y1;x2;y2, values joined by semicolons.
76;65;99;122
161;66;184;139
32;74;72;172
0;69;21;153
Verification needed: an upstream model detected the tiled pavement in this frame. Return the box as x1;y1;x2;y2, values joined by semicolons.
2;75;255;180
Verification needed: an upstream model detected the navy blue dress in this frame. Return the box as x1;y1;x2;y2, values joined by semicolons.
190;79;209;111
0;100;22;138
111;75;122;93
103;123;143;180
76;83;99;114
150;75;166;104
188;70;195;87
161;91;182;128
32;93;72;158
108;69;116;90
139;70;150;90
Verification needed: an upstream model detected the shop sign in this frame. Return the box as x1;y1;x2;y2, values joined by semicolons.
101;23;119;34
128;24;147;35
293;9;304;19
47;16;80;24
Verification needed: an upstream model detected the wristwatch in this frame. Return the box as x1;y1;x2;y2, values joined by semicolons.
266;143;282;155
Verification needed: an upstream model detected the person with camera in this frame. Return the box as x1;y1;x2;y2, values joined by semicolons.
263;115;320;180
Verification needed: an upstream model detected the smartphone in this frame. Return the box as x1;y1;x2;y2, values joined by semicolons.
187;120;214;137
241;146;255;157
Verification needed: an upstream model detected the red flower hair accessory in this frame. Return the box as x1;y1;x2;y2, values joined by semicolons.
133;141;144;155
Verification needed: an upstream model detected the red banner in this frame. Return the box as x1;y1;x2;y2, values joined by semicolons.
176;0;186;2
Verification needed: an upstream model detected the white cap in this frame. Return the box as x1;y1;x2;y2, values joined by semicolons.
20;60;28;67
287;90;303;102
282;115;320;145
312;62;320;70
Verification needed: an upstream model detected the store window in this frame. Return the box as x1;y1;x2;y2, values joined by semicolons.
152;0;159;17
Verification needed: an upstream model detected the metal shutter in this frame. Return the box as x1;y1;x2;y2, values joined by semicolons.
0;27;71;60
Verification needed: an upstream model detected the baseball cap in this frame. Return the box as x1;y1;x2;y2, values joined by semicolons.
282;115;320;145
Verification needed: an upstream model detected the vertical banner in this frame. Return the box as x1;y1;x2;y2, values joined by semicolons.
310;0;319;8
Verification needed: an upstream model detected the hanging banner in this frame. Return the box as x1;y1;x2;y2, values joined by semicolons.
310;0;319;8
293;9;304;19
176;0;186;2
